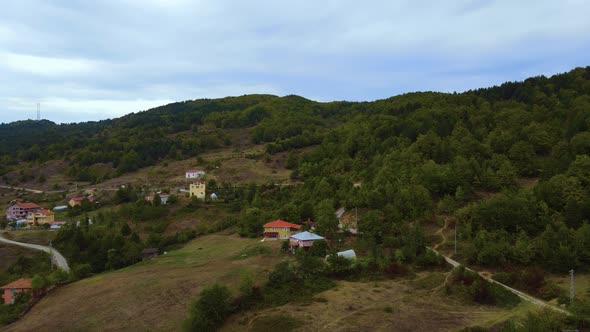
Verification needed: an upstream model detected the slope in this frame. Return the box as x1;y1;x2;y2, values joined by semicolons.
3;234;284;332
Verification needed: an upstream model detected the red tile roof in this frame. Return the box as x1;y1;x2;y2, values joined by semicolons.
263;220;301;229
37;209;54;216
1;278;32;290
70;196;94;202
17;202;41;209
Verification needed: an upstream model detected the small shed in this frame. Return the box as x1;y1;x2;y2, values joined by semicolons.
53;205;68;212
336;249;356;260
142;248;159;260
289;231;325;248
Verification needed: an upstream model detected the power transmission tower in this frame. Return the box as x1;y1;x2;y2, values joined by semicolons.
37;103;40;121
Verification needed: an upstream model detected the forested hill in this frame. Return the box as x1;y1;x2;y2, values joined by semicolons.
1;66;590;184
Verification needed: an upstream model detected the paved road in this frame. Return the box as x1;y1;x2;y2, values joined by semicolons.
427;246;570;315
0;234;70;272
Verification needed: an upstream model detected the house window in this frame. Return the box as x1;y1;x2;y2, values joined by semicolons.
284;227;288;231
272;227;275;231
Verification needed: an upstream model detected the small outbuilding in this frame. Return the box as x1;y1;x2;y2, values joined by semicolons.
141;248;159;260
336;249;357;259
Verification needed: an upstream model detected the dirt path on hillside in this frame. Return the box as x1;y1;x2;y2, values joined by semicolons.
0;234;69;272
433;216;449;250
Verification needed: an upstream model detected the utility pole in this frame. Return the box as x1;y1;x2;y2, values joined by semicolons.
570;269;575;305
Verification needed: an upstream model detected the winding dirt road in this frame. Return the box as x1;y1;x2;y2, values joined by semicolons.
0;234;70;272
428;219;569;315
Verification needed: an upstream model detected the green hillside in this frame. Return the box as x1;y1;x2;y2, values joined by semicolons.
2;67;590;330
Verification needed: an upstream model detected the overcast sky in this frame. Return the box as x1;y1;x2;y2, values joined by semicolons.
0;0;589;124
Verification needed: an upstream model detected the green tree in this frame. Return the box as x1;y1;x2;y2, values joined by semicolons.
183;284;233;332
314;199;339;239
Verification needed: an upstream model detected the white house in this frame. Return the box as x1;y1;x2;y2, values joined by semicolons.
185;169;205;179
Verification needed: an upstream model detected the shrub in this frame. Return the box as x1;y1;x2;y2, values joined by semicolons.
183;284;233;332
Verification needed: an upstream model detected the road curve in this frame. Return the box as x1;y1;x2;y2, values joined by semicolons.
0;234;70;272
427;246;570;316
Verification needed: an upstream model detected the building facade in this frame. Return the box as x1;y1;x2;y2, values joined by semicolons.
1;278;34;305
189;182;206;199
26;209;55;226
6;202;41;221
185;169;205;179
263;220;301;240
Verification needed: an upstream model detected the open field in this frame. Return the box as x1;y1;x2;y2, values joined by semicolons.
3;234;285;332
549;273;590;302
0;230;56;246
222;271;538;332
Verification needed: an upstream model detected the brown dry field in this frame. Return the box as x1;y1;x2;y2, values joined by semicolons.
222;272;536;332
3;234;284;332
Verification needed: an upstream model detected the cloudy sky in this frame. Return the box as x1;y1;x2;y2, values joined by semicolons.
0;0;589;123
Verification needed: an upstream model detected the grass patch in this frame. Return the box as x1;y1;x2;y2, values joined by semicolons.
233;244;273;260
410;272;446;290
251;315;304;332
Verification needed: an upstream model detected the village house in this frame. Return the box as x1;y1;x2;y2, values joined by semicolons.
144;193;170;205
189;182;206;199
26;209;55;226
6;202;42;221
263;220;301;240
185;169;205;179
289;231;325;249
0;278;42;305
68;196;94;207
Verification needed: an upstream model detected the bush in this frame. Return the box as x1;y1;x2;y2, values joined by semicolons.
183;284;233;332
72;264;92;280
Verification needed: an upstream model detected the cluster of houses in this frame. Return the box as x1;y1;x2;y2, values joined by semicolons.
185;169;217;200
5;195;94;229
262;219;326;250
262;219;357;259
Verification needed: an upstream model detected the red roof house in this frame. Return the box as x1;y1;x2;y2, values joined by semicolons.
263;220;301;240
68;196;95;207
0;278;39;305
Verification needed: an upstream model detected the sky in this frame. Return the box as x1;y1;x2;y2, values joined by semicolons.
0;0;589;124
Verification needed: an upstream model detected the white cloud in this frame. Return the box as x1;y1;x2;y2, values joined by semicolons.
0;52;102;77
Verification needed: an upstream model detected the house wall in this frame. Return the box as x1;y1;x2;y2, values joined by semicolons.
189;183;206;199
69;199;80;207
2;289;10;304
6;206;40;221
264;227;294;240
290;239;314;247
2;288;27;305
26;212;55;225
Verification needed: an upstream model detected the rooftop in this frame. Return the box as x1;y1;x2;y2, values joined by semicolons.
263;220;301;229
1;278;32;290
290;231;325;241
17;202;41;209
